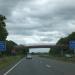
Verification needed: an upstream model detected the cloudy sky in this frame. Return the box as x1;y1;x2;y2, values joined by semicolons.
0;0;75;45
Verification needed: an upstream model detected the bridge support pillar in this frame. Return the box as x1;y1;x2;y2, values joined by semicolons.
25;47;29;56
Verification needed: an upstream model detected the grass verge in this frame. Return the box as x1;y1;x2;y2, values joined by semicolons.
0;55;23;70
39;55;75;63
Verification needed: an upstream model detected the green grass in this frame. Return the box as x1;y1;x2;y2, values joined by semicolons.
0;55;23;70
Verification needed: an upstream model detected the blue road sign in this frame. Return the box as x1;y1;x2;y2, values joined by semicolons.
69;41;75;49
0;41;6;51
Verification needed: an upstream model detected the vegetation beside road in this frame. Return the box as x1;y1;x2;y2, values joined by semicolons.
0;15;29;71
49;32;75;56
0;15;29;56
0;55;23;70
40;54;75;63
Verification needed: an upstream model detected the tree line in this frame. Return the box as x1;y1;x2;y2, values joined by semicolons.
49;32;75;56
0;15;28;56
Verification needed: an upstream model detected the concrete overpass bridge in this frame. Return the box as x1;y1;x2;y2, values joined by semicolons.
15;44;67;49
23;44;67;56
15;44;68;55
24;44;67;48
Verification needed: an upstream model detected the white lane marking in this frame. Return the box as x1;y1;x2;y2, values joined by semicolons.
4;57;25;75
46;64;51;68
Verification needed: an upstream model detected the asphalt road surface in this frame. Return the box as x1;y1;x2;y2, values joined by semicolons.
4;55;75;75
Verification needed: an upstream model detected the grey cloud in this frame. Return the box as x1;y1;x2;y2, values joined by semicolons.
0;0;20;16
1;0;75;44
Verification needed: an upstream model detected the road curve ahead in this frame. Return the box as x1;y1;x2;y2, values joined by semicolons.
4;55;75;75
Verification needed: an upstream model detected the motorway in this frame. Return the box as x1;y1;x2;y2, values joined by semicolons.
4;55;75;75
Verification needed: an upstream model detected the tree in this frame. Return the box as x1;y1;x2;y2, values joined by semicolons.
49;32;75;56
68;32;75;40
14;45;29;56
0;15;8;41
6;40;17;55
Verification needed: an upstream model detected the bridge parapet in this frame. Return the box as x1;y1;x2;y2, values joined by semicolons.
24;44;67;48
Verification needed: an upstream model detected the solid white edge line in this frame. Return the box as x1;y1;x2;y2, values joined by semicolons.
4;57;25;75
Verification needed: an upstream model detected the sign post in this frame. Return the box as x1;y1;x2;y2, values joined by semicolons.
69;41;75;54
0;41;6;51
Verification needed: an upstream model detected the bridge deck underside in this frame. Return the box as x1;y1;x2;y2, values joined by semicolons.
25;45;64;48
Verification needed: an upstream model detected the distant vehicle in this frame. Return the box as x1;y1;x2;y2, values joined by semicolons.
26;54;32;59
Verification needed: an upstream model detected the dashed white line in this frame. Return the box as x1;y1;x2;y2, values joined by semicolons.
46;64;51;68
4;57;25;75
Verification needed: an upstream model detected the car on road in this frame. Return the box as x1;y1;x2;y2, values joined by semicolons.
26;54;32;59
